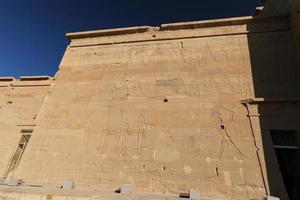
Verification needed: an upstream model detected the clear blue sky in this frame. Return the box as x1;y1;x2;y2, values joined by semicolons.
0;0;262;78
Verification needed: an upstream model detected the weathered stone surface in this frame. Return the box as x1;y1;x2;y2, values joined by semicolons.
15;17;272;200
0;78;52;177
0;1;300;200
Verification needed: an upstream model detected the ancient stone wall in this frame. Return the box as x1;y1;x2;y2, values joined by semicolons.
0;5;298;199
0;77;52;177
9;16;298;200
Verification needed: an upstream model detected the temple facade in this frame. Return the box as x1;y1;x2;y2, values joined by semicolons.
0;0;299;199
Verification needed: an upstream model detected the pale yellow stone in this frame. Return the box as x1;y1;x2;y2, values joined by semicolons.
0;1;299;200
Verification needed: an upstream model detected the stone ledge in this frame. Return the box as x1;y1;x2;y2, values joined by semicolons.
0;76;53;87
68;15;290;48
66;15;290;42
241;98;300;104
20;76;51;81
0;186;224;200
160;16;256;30
66;26;157;40
0;77;15;82
0;77;16;87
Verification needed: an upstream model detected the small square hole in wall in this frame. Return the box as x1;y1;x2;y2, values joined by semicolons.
164;99;168;102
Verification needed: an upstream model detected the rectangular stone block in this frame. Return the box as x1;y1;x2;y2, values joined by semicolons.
8;178;22;186
121;184;132;194
189;189;200;200
63;180;74;189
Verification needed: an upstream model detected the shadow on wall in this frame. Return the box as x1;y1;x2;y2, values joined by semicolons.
247;15;300;200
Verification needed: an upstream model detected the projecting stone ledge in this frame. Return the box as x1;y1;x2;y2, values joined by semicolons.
66;15;290;40
0;76;54;87
241;98;300;104
20;76;51;81
66;26;158;40
0;77;15;82
66;15;290;48
0;185;224;200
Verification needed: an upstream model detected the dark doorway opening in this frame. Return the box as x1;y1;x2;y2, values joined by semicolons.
4;134;31;178
270;130;300;200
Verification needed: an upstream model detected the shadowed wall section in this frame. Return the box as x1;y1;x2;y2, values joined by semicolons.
247;3;300;199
